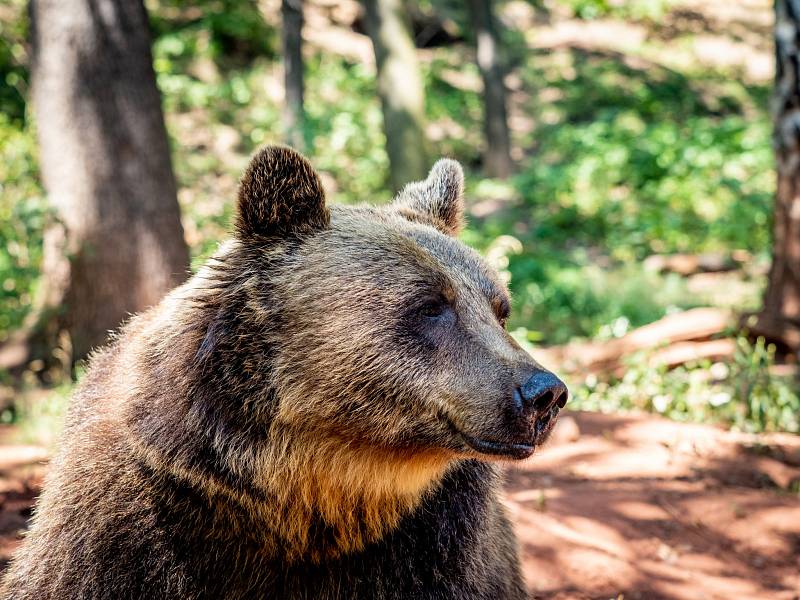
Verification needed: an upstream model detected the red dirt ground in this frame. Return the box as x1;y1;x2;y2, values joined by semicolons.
510;412;800;600
0;412;798;599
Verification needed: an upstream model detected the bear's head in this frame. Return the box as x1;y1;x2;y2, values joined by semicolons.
151;145;572;559
229;146;567;462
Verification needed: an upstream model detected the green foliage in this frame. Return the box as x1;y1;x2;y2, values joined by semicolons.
458;46;773;343
730;336;800;433
0;115;46;344
564;0;675;21
425;55;484;163
0;0;28;124
148;0;277;67
512;50;773;258
303;55;390;204
148;3;390;267
510;262;700;344
571;336;800;433
511;112;772;257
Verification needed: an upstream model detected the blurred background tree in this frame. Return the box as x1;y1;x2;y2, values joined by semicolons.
281;0;305;150
363;0;428;192
0;0;188;378
467;0;512;178
753;0;800;354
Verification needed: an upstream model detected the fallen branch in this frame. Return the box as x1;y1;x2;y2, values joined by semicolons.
648;339;736;369
537;308;734;375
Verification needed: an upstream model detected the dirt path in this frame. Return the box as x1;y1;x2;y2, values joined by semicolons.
0;413;797;598
511;412;800;600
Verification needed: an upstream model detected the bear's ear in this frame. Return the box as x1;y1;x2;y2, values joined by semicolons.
235;145;329;239
392;159;465;236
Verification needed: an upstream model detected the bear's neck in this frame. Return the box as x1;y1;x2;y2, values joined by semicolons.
133;403;453;563
133;283;454;561
251;428;453;561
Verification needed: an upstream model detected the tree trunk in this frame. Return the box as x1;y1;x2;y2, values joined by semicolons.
282;0;305;151
467;0;513;179
363;0;428;193
753;0;800;352
25;0;189;369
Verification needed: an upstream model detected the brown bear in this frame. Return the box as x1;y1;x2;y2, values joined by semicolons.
1;146;567;599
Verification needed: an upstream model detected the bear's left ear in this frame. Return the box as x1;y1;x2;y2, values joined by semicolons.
392;159;464;236
235;145;329;239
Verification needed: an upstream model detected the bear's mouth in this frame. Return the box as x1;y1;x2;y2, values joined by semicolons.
440;413;554;460
456;429;535;460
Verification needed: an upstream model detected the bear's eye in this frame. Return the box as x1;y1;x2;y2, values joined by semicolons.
418;298;447;320
419;300;445;319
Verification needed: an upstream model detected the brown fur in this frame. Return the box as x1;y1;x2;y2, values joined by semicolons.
1;146;563;599
235;145;330;238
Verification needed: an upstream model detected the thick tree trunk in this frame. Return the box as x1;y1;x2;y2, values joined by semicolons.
26;0;189;367
467;0;513;179
363;0;428;193
754;0;800;351
282;0;305;151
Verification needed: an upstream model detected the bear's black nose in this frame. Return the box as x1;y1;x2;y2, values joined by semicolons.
519;371;568;415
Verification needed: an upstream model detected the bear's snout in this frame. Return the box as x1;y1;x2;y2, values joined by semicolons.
505;369;568;447
448;368;568;461
518;370;568;417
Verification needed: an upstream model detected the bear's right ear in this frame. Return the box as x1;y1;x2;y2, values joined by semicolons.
235;146;329;239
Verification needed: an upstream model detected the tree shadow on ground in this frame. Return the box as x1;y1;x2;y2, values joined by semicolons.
507;411;800;599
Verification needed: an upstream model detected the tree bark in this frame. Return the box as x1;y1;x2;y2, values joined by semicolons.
363;0;428;193
467;0;513;179
282;0;305;151
753;0;800;351
25;0;189;367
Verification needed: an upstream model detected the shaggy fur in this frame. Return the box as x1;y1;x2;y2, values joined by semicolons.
1;146;564;599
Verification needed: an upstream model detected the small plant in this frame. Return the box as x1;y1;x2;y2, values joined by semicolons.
569;335;800;433
729;336;800;433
